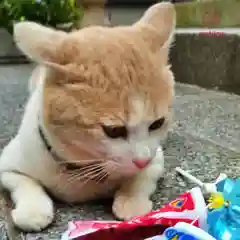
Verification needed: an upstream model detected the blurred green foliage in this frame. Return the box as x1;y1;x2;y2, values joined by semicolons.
0;0;83;33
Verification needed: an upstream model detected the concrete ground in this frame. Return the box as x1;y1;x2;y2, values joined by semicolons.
0;64;240;239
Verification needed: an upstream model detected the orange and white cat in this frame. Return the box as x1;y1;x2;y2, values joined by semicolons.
0;3;176;232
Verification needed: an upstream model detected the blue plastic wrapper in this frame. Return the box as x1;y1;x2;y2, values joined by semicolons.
208;178;240;240
145;222;216;240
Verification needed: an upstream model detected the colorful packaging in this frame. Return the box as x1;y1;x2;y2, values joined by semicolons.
61;187;207;240
147;222;216;240
207;177;240;240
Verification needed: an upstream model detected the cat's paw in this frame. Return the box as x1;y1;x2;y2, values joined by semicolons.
11;197;54;231
112;195;152;220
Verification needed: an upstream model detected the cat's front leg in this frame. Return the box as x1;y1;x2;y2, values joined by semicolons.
112;147;164;220
0;171;54;231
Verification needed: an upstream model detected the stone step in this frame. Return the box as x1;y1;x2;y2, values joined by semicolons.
171;28;240;95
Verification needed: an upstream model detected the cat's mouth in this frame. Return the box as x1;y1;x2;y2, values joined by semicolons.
132;158;152;169
105;157;152;180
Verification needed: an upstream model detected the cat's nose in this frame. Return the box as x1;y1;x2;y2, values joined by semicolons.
132;158;152;169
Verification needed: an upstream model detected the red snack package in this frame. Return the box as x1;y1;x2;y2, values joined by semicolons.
61;187;207;240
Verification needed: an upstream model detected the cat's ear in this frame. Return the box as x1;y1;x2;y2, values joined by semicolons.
14;22;81;78
14;21;67;63
133;2;176;52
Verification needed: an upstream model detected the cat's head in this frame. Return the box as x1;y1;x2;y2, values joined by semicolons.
14;2;176;178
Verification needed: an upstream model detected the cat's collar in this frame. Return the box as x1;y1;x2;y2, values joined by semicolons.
38;126;109;183
38;126;80;171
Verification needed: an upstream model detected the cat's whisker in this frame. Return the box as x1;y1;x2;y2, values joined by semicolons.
62;159;105;164
61;168;103;190
67;161;111;180
95;172;109;184
66;161;113;183
66;166;104;183
60;158;115;170
58;160;112;174
94;165;115;184
80;171;105;188
58;159;107;167
77;161;113;171
58;163;102;176
65;162;104;171
63;165;102;178
96;164;117;184
73;170;108;189
59;159;119;191
61;172;99;189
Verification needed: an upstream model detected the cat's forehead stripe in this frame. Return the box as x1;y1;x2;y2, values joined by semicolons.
128;96;153;127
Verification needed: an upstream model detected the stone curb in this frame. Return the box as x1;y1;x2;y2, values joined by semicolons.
170;29;240;95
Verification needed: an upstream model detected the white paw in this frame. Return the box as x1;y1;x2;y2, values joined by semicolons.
11;197;54;232
112;195;152;220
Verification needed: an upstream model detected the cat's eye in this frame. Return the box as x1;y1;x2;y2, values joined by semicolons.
101;125;128;139
149;117;165;131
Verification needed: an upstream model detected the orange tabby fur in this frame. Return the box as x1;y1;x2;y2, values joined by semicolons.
41;26;174;164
